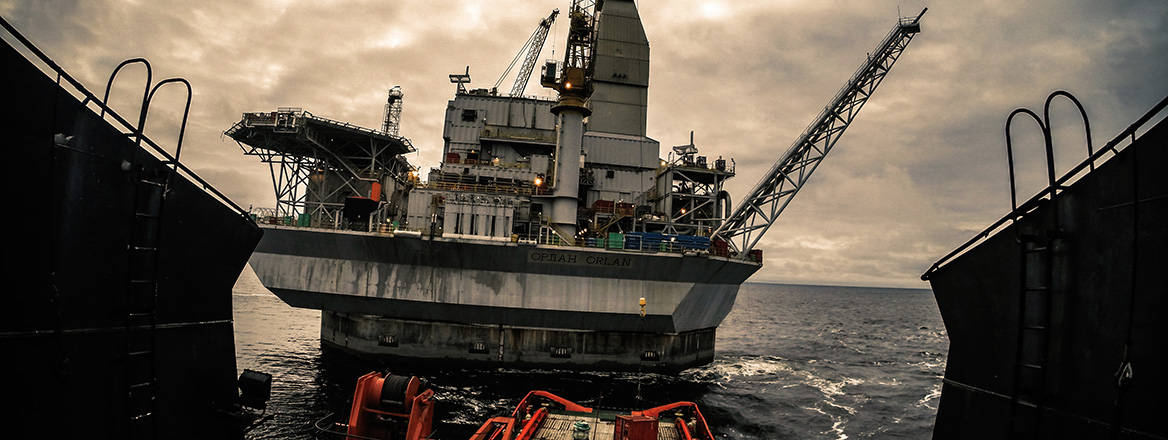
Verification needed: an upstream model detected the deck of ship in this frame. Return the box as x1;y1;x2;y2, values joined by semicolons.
535;412;681;440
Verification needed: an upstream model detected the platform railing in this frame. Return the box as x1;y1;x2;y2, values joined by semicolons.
921;93;1168;280
0;16;255;222
251;211;725;258
418;180;552;196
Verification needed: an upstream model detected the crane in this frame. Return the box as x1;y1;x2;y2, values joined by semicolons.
534;0;597;242
712;9;927;258
493;9;559;97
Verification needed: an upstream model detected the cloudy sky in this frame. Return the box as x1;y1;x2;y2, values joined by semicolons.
3;0;1165;287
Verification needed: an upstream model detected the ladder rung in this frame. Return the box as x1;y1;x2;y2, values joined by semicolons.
128;311;155;318
129;279;156;284
129;246;157;252
130;412;153;421
1025;286;1049;291
1024;246;1049;252
128;350;153;357
135;212;159;219
138;179;166;187
128;380;155;390
1023;325;1047;331
1020;363;1045;370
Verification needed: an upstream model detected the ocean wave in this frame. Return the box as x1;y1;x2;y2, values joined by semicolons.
916;382;942;410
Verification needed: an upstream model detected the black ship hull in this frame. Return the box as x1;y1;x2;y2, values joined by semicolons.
926;102;1167;438
1;22;263;439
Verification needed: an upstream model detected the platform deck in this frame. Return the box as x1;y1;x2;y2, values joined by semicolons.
534;413;680;440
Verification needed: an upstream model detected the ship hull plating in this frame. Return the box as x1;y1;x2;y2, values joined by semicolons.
2;35;262;438
250;226;760;370
927;114;1167;439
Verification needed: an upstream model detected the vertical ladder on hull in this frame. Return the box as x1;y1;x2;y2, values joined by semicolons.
101;58;192;439
1009;222;1059;438
125;167;168;438
1001;91;1095;438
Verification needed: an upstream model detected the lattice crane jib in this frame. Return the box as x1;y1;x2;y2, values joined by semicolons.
513;10;559;97
564;0;597;77
540;0;597;97
493;9;560;97
712;9;927;258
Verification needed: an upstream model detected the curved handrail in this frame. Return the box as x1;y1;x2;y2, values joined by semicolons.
1004;108;1051;212
100;58;152;136
922;93;1168;280
0;16;253;220
1044;90;1095;171
144;78;193;170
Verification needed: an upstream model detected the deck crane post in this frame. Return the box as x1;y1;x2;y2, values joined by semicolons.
537;0;597;243
492;9;559;97
712;9;927;259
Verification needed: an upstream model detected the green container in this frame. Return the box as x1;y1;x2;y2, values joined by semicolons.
282;216;294;226
606;234;624;249
297;213;312;227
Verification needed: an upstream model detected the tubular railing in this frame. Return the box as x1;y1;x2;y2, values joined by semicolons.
921;93;1168;280
144;78;193;171
252;211;721;257
0;16;255;221
418;180;551;196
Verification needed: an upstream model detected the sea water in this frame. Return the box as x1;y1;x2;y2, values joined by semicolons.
233;273;946;439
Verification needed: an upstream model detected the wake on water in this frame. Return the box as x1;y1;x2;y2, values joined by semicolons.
233;278;946;439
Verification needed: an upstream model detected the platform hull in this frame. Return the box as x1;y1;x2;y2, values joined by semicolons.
250;227;760;370
321;312;717;372
927;117;1167;439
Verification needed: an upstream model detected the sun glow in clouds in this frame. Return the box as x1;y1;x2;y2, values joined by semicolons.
368;30;414;49
699;1;730;20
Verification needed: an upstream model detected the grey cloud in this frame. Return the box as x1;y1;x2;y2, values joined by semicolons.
5;0;1165;287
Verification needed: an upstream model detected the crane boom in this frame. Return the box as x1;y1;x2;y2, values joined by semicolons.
493;9;559;97
712;9;927;257
512;10;558;96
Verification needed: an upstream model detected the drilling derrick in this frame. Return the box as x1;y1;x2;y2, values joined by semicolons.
381;85;403;135
713;9;927;258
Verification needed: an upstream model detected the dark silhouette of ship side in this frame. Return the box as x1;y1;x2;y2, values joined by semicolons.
923;92;1168;439
1;16;268;439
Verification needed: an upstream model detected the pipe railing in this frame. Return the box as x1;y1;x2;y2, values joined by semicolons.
0;16;254;221
921;93;1168;280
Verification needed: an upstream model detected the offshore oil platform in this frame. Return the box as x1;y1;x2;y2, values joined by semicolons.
228;1;926;371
